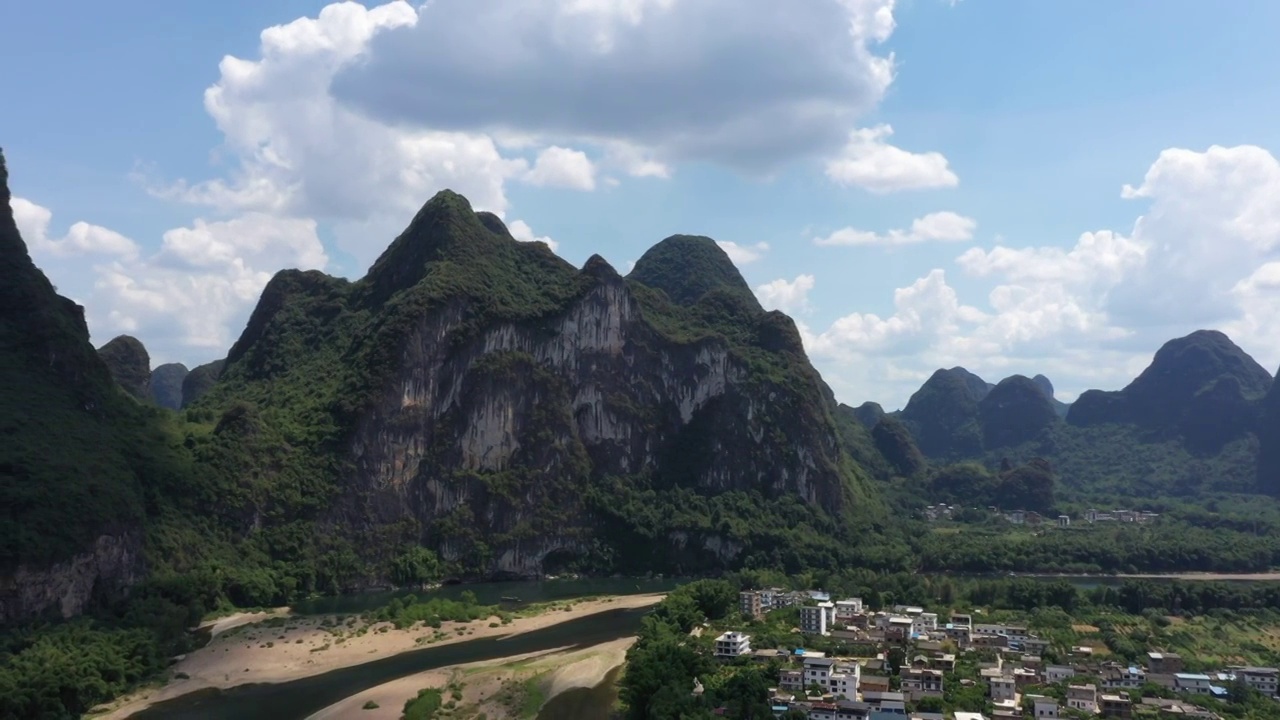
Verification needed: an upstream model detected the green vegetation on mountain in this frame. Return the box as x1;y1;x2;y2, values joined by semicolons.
97;335;152;400
180;358;223;408
149;362;188;410
0;150;192;573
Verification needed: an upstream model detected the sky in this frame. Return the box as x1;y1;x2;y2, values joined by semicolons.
4;0;1280;410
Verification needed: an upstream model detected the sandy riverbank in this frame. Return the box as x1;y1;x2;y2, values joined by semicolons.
94;593;663;720
306;636;636;720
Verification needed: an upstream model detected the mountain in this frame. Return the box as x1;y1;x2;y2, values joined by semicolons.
181;358;223;408
979;375;1060;449
850;401;885;428
149;362;188;410
1032;374;1070;418
97;335;152;400
1067;330;1270;452
0;149;187;621
898;367;993;458
185;190;883;582
884;330;1272;496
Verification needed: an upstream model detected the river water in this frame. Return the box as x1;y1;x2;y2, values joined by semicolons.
131;606;650;720
130;572;1276;719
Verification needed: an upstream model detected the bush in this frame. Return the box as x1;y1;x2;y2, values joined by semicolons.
363;700;380;710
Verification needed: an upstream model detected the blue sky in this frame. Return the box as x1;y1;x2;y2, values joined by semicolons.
4;0;1280;409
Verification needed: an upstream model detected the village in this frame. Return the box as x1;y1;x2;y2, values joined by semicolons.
697;588;1279;720
922;505;1162;527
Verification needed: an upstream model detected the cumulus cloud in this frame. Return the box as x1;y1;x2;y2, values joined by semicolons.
17;198;326;362
804;144;1280;409
824;125;959;193
717;240;769;266
12;198;139;259
508;219;560;252
523;146;597;190
755;274;815;314
331;0;900;172
816;211;975;247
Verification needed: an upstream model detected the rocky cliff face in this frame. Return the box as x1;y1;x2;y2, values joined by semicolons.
198;191;879;579
0;533;142;622
97;335;152;400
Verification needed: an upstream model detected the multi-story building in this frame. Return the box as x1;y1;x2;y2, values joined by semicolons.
713;631;751;659
987;674;1016;703
828;660;861;700
1066;683;1098;713
801;603;834;636
834;598;863;624
1100;693;1132;719
739;591;763;619
1231;666;1279;696
1147;652;1184;674
901;667;943;701
803;657;835;692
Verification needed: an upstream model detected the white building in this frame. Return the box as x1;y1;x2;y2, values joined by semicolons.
954;714;989;720
828;661;861;700
1067;684;1098;714
804;657;835;690
713;631;751;659
834;598;863;622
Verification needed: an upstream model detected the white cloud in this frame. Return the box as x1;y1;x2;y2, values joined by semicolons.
522;146;597;190
15;197;326;362
824;124;959;193
12;197;139;259
816;211;975;247
805;144;1280;409
145;1;530;271
755;274;815;314
508;219;560;252
717;240;769;266
327;0;922;173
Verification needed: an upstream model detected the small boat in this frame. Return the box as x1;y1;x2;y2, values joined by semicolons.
500;596;521;603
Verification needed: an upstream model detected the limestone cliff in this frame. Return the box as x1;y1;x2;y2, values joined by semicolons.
0;149;153;621
198;190;880;581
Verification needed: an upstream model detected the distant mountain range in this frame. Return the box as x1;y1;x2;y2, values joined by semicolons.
849;329;1280;497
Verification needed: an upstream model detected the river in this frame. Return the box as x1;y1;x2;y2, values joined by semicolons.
130;606;650;720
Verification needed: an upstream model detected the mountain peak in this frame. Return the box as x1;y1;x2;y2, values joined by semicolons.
979;374;1060;448
899;367;993;458
97;335;151;400
360;189;496;300
1032;374;1055;400
1067;329;1269;447
627;234;758;308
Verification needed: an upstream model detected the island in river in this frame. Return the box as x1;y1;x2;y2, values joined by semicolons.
94;593;664;720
